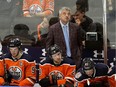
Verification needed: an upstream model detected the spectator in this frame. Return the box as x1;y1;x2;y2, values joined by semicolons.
71;9;93;32
49;17;59;26
76;0;89;12
2;24;36;46
71;9;93;45
37;17;59;40
39;44;76;87
14;24;35;42
0;38;36;86
75;58;109;87
37;17;59;47
46;7;82;69
23;0;54;46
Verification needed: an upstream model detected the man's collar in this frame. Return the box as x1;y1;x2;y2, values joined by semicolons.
60;20;69;28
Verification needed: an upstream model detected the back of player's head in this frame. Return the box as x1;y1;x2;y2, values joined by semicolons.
82;58;95;71
8;38;21;49
47;44;62;58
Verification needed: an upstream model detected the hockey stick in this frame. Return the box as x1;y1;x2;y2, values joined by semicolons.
33;58;41;87
0;42;10;85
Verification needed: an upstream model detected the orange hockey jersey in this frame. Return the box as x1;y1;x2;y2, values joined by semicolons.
23;0;54;16
0;60;5;85
108;66;116;87
4;58;36;86
39;58;76;86
1;53;36;86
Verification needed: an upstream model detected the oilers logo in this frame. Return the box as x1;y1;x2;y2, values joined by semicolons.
9;66;22;80
29;4;43;16
49;70;64;80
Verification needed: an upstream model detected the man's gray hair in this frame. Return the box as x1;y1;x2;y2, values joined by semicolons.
59;7;71;14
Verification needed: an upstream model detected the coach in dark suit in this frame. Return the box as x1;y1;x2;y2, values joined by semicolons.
46;7;82;69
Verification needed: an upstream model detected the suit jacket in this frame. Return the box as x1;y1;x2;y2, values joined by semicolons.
46;22;82;69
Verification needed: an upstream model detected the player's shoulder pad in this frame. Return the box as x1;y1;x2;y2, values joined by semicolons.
40;57;51;65
63;57;75;65
108;66;116;75
21;53;34;62
95;63;109;74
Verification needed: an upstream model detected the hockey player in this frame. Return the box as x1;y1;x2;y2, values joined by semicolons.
107;58;116;87
108;65;116;87
0;59;5;85
23;0;54;17
75;58;109;87
1;38;36;86
39;44;76;87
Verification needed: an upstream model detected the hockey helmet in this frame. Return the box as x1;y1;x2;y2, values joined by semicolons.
82;58;95;71
47;44;61;57
8;38;21;48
